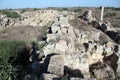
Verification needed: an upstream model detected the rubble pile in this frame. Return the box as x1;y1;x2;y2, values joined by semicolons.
0;9;120;80
0;10;57;30
33;13;120;80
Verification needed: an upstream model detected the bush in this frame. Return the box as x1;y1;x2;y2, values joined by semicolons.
61;8;68;11
33;8;38;11
105;7;120;11
104;12;116;17
0;10;21;18
0;40;26;80
114;8;120;11
63;14;67;17
56;7;68;11
73;8;81;12
21;9;26;13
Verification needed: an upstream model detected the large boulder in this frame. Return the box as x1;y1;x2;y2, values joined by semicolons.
64;52;90;79
54;40;68;53
89;62;115;80
48;55;64;76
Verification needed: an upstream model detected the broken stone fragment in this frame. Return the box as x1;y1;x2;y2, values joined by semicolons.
43;43;55;56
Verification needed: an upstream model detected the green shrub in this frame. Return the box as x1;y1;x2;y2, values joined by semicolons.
21;9;26;13
33;8;38;11
0;40;26;80
73;8;81;12
56;7;68;11
63;14;67;17
0;10;21;18
104;12;116;17
0;40;25;60
105;7;120;11
61;8;68;11
114;8;120;10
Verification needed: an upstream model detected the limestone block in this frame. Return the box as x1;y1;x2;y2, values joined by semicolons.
43;43;55;56
54;40;68;53
48;55;64;76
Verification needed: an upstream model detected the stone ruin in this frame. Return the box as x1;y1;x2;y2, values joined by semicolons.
78;10;96;23
25;12;120;80
1;9;120;80
78;8;120;44
0;10;57;30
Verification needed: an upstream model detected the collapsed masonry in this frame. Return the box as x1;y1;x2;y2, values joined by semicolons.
79;9;120;44
32;13;120;80
0;9;120;80
0;10;57;30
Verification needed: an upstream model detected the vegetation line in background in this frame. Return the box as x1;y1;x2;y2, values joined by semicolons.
0;10;20;18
